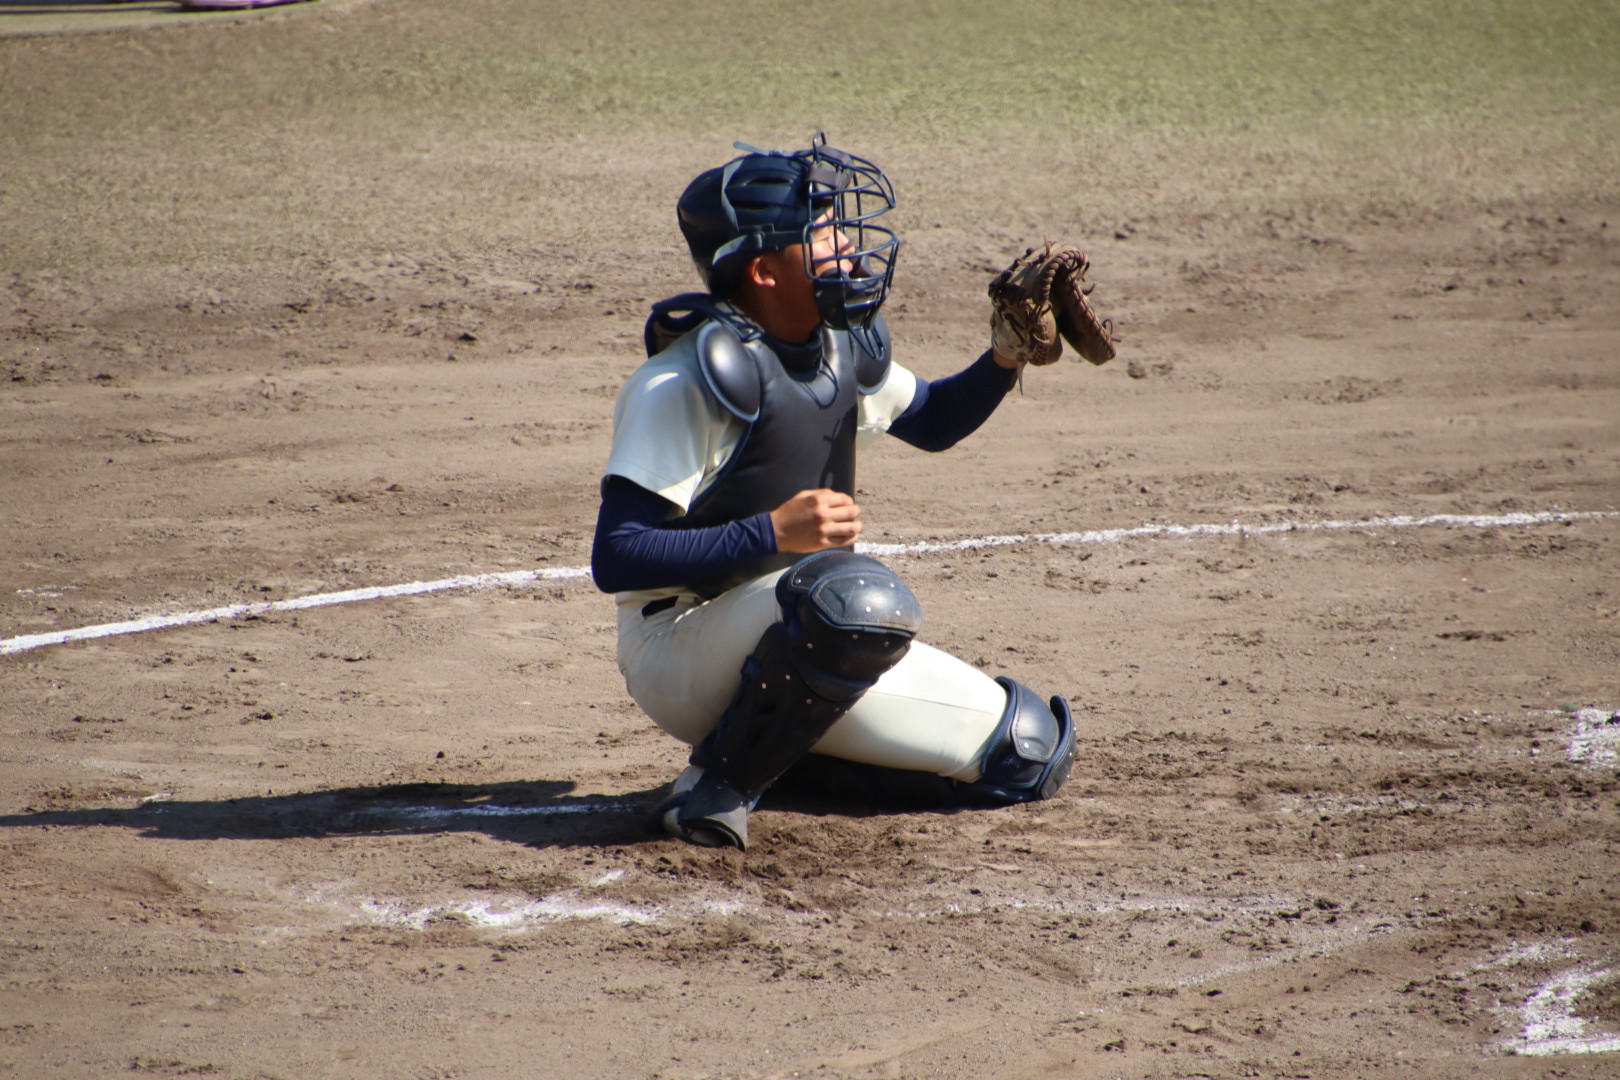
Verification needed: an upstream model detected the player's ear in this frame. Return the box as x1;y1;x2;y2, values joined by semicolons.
743;253;780;290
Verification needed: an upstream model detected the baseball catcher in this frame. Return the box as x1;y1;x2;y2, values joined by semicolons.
592;134;1115;848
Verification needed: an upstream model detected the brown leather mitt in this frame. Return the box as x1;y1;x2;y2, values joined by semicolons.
1048;247;1116;365
988;243;1116;367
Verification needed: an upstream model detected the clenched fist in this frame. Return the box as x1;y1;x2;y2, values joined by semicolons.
770;489;862;553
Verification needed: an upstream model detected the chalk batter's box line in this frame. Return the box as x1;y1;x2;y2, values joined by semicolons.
4;509;1615;657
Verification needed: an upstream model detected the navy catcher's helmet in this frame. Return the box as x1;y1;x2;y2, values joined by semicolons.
676;133;899;343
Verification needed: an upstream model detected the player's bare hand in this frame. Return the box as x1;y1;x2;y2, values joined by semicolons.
771;489;862;553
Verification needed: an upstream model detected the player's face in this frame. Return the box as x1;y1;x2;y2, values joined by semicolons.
784;215;854;331
753;214;847;339
737;210;855;342
805;215;855;280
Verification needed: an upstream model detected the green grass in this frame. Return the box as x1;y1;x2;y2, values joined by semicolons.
2;0;1617;274
537;0;1620;137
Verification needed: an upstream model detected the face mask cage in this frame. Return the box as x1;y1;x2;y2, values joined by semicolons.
797;137;900;347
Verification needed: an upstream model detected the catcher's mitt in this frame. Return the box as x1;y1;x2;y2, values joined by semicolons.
987;244;1116;367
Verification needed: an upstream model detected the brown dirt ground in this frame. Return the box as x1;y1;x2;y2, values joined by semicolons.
2;3;1618;1079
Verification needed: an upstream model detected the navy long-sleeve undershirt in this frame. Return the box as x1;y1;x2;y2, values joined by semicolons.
591;350;1016;594
886;348;1016;452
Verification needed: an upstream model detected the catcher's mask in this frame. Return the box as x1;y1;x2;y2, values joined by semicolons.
677;133;899;348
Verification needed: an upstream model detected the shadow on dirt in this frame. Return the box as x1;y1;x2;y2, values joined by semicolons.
0;761;978;849
0;779;670;849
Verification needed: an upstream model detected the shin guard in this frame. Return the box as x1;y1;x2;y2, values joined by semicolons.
665;552;923;848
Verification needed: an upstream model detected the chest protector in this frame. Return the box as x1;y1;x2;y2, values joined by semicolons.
644;294;890;598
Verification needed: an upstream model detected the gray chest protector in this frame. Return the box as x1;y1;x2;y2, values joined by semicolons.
674;309;891;597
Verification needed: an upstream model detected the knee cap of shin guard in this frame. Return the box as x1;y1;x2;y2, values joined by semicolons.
777;551;923;688
777;551;924;635
961;677;1076;804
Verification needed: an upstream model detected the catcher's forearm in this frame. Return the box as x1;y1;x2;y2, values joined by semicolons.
888;351;1015;452
591;477;775;594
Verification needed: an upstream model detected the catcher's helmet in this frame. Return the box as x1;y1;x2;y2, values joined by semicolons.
677;133;898;344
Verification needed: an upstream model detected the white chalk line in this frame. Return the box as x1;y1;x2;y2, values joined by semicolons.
1567;707;1620;769
4;508;1614;657
345;800;636;824
302;874;744;933
355;894;657;930
1471;942;1620;1057
1;565;590;656
856;508;1617;557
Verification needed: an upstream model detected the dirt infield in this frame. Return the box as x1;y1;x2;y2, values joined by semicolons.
3;2;1618;1078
